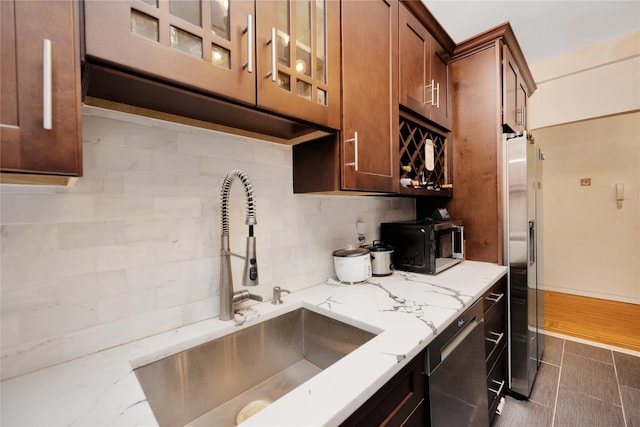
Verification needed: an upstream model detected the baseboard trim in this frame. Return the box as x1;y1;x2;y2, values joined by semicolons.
543;285;639;305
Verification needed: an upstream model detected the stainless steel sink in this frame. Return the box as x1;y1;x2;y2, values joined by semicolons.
134;308;377;426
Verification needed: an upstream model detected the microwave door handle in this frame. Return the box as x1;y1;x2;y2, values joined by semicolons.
453;226;464;259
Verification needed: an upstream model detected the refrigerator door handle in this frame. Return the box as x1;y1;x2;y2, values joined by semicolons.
529;220;535;265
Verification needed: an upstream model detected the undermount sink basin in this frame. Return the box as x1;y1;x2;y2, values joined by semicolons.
134;308;377;426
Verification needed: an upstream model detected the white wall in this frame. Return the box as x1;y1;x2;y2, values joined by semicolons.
528;31;640;304
0;107;415;380
528;30;640;130
534;112;640;304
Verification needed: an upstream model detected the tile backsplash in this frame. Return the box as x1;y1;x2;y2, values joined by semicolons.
0;107;415;380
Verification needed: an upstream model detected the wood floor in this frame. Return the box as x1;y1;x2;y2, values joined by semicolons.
544;290;640;352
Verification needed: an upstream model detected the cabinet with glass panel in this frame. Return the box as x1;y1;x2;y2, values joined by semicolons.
83;0;340;130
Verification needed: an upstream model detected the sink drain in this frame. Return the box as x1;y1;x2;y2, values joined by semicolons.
236;400;271;425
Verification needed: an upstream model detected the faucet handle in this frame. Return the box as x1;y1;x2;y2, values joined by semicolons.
248;292;263;302
272;286;291;304
232;290;263;305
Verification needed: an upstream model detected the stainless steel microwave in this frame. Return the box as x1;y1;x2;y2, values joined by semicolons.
380;219;464;275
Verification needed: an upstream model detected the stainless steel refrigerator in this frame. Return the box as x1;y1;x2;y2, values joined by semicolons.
503;131;544;398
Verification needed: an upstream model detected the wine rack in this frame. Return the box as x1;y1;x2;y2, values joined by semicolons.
398;111;451;196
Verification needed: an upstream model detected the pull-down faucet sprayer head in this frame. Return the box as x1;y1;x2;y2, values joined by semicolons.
243;224;258;287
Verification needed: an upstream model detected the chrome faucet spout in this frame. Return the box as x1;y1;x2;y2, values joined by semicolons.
219;170;259;321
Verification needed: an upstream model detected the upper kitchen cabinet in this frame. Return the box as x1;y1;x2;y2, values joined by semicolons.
254;0;340;129
503;46;528;133
293;0;399;194
84;0;256;104
443;23;536;263
1;0;82;182
340;0;399;192
399;3;452;131
82;0;340;141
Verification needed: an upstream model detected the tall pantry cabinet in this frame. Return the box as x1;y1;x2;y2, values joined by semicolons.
444;23;536;263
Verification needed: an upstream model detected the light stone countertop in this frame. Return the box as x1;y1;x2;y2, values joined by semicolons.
0;260;507;427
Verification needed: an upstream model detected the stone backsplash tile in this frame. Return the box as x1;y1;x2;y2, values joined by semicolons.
0;106;415;380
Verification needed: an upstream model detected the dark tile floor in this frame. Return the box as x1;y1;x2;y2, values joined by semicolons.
494;335;640;427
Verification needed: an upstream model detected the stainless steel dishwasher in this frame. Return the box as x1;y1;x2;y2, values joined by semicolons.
425;299;489;427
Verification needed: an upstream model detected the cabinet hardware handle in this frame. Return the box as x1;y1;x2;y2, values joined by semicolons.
489;379;505;395
425;79;436;107
485;331;504;345
345;132;358;171
425;80;440;108
266;27;277;82
485;292;504;304
517;106;526;127
242;15;253;73
43;39;52;130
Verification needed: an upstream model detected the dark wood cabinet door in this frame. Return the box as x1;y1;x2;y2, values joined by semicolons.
1;0;82;176
399;4;429;118
341;353;425;427
448;44;502;263
503;46;520;133
255;0;340;130
430;38;452;130
341;0;398;192
84;0;256;106
399;4;451;131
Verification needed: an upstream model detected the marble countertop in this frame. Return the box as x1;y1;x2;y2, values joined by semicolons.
1;260;506;427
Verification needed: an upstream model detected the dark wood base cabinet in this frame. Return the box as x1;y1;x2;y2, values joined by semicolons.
341;353;425;427
482;276;508;424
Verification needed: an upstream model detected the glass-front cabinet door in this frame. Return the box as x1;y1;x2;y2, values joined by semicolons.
255;0;340;130
84;0;256;105
83;0;339;129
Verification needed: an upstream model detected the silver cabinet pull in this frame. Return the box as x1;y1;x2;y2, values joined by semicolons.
485;331;504;345
242;15;253;73
517;105;526;127
266;27;277;82
425;79;435;107
425;80;440;108
485;292;504;304
43;39;52;130
489;379;506;395
345;132;358;171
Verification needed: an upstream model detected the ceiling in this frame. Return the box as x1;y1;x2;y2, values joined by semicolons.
422;1;640;65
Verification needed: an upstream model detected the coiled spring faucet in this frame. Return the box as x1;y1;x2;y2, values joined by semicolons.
219;170;261;321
